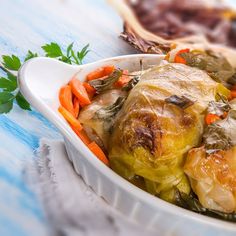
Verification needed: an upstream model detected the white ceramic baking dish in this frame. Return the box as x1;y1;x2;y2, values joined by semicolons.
18;54;236;236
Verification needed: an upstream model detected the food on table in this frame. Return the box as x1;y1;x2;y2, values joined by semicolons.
58;48;236;221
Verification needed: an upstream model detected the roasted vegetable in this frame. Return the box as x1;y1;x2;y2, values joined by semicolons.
108;63;225;202
185;109;236;213
78;89;127;149
185;145;236;213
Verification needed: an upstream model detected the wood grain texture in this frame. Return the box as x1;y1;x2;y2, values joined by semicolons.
0;1;136;236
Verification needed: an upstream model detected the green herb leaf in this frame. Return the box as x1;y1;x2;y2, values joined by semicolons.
122;75;140;91
66;43;74;57
165;95;194;109
0;100;13;114
15;92;31;110
175;190;236;222
0;91;14;114
77;44;90;64
181;51;235;85
203;109;236;153
0;77;17;92
42;42;63;58
24;50;38;61
89;69;122;93
0;92;15;104
95;96;126;120
2;55;21;70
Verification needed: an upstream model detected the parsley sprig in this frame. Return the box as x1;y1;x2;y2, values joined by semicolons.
0;42;90;113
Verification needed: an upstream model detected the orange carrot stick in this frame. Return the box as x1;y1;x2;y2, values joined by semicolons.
71;126;91;145
58;106;82;131
114;69;130;88
86;65;115;81
59;85;75;116
88;141;109;166
73;97;80;118
70;78;91;106
83;82;96;98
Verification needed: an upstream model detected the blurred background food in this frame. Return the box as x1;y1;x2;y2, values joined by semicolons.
110;0;236;53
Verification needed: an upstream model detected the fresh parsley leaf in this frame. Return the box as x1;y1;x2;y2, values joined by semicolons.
77;44;90;64
0;77;17;92
0;100;13;114
2;55;21;70
66;43;74;58
16;92;31;110
42;42;63;58
24;50;38;62
0;92;15;104
0;91;14;113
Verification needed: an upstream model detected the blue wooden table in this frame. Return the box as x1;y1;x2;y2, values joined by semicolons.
1;0;236;235
0;1;136;235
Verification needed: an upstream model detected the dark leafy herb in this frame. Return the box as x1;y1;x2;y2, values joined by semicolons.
203;110;236;153
180;50;235;85
165;95;194;109
228;72;236;86
207;96;231;116
0;42;90;113
95;96;126;120
89;69;122;94
175;190;236;222
122;75;140;91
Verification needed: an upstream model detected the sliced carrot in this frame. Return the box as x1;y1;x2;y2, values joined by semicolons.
232;85;236;90
114;69;130;88
70;78;91;106
86;67;104;81
88;141;109;166
58;106;82;131
103;65;115;76
174;48;190;64
83;82;96;98
59;85;75;116
205;113;221;125
71;126;91;145
230;90;236;99
73;97;80;118
86;65;115;81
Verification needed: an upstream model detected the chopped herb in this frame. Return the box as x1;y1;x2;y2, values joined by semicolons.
228;73;236;86
122;75;140;91
95;96;126;120
175;190;236;222
180;50;235;85
122;59;143;91
203;110;236;153
207;96;231;116
89;69;122;93
165;95;194;109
